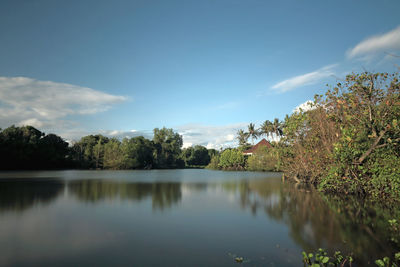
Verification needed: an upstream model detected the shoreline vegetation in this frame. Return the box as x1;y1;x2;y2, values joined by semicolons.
0;72;398;201
0;126;216;171
210;72;400;202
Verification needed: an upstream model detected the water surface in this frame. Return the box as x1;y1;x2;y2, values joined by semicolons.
0;169;397;266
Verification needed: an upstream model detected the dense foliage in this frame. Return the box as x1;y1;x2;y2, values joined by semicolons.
246;145;281;172
0;125;213;170
234;72;400;200
281;72;400;199
218;149;246;170
206;148;245;170
0;126;70;169
152;128;184;168
71;127;185;169
181;145;211;167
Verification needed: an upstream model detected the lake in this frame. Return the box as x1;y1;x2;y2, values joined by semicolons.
0;169;398;266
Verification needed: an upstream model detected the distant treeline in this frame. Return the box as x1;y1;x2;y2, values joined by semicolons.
0;126;217;170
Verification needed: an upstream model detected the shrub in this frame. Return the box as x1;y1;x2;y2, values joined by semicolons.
218;149;245;170
246;146;280;171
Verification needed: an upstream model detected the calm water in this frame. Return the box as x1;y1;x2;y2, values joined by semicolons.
0;169;398;266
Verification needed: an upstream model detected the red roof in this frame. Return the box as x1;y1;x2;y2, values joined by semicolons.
243;139;272;154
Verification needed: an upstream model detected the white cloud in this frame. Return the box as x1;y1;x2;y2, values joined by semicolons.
59;129;153;143
347;25;400;59
177;123;248;150
99;129;152;140
271;64;336;93
182;142;193;149
293;100;315;113
0;76;126;131
17;118;45;128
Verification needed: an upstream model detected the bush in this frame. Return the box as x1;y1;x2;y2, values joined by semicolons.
218;149;245;170
206;155;220;170
246;146;280;171
279;72;400;200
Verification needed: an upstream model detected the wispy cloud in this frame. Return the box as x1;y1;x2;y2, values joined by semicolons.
47;129;154;144
177;123;248;149
347;25;400;59
0;76;126;131
271;64;337;93
100;129;152;140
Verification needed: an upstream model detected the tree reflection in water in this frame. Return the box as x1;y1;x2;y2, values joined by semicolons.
0;174;399;265
68;180;182;210
230;178;400;265
0;178;183;212
0;178;64;212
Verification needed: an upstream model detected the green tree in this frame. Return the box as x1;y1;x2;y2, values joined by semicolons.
0;125;69;169
103;138;124;169
246;146;280;171
318;72;400;197
236;129;250;147
71;135;109;168
247;123;259;144
153;127;184;168
182;145;210;166
272;118;283;139
218;149;245;170
280;72;400;199
260;120;273;140
207;148;219;159
38;133;69;168
260;119;283;142
121;136;154;169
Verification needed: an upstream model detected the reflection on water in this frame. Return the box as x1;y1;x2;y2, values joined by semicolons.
0;178;64;212
68;180;182;210
225;179;400;265
0;170;398;266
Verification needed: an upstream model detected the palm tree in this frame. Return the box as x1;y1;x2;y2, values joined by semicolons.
236;129;249;147
260;120;273;140
271;118;283;141
247;123;259;144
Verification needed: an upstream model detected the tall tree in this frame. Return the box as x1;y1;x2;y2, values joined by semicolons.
103;138;124;169
247;123;259;144
0;125;69;169
272;118;283;140
182;145;210;166
121;136;154;169
71;135;109;168
260;120;273;139
236;129;250;147
153;127;183;168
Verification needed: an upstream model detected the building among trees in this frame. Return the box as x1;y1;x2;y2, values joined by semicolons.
242;139;271;155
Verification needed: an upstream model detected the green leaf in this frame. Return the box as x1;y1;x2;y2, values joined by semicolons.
375;259;385;267
322;256;329;264
383;257;390;264
395;252;400;261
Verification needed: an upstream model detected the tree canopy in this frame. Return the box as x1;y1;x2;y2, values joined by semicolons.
0;125;69;170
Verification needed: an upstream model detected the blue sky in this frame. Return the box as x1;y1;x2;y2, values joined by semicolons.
0;0;399;148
